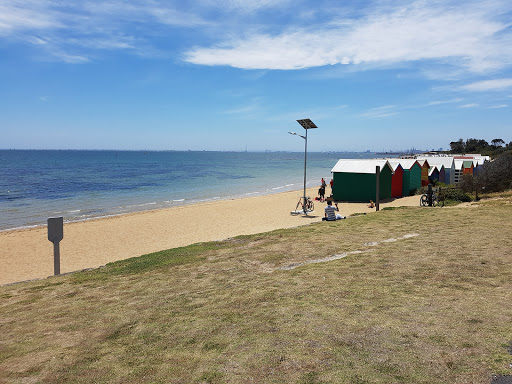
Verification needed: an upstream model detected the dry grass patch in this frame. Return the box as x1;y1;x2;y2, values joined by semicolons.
1;195;511;383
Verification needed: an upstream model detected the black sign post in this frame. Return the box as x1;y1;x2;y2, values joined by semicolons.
375;166;380;211
48;217;63;275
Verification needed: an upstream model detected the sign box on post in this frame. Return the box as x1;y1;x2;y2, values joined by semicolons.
47;217;63;275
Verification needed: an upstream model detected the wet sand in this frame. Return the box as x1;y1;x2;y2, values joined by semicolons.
0;188;420;285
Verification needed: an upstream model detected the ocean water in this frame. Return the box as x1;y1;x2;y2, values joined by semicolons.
0;150;374;231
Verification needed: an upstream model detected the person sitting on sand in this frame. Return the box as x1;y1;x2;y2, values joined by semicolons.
368;200;375;208
323;200;344;221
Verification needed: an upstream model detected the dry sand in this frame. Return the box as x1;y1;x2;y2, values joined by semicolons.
0;188;420;285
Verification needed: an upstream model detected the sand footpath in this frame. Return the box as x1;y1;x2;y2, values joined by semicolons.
0;188;420;285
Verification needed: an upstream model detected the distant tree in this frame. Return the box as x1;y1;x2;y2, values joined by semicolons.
465;138;489;153
491;138;505;147
449;139;464;153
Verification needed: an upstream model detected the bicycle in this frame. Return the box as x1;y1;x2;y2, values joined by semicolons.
295;196;314;213
420;189;444;207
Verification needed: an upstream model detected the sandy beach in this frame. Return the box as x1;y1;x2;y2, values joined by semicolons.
0;188;420;285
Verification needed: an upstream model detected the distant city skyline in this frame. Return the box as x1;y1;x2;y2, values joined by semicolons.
1;0;511;152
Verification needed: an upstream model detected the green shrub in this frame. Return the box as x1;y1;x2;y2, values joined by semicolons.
475;153;512;193
442;188;471;202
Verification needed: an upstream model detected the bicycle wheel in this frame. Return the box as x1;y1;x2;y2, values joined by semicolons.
420;194;428;206
308;200;314;212
296;199;302;211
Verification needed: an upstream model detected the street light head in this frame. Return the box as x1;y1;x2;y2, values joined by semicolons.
288;131;297;135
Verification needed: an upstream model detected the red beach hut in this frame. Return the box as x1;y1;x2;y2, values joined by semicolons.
463;160;474;175
388;161;404;198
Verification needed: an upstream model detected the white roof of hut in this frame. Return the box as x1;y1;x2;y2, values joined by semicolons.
331;159;393;174
472;158;486;166
428;166;440;176
461;154;490;162
417;156;454;169
416;158;430;167
387;160;405;172
395;158;421;170
454;159;465;170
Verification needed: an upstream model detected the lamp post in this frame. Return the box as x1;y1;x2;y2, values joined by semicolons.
289;118;318;214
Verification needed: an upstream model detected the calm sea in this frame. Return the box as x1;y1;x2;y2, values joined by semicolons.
0;150;374;231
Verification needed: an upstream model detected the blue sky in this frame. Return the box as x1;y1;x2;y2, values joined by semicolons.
1;0;511;152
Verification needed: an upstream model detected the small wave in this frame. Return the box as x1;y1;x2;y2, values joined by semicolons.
172;199;185;202
0;224;42;232
126;202;158;208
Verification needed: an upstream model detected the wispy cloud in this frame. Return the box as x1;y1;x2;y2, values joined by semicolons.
198;0;292;13
223;104;260;115
0;1;211;62
222;96;265;116
427;98;464;106
460;78;512;91
460;103;479;108
359;105;398;119
3;0;512;80
185;0;512;74
486;104;508;109
0;1;61;35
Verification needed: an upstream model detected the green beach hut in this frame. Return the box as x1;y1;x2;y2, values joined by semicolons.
331;159;393;202
396;159;422;196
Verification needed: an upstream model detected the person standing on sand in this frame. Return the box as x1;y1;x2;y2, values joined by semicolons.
318;185;326;201
330;178;334;192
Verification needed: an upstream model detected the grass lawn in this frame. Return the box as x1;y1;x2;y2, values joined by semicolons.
1;193;511;383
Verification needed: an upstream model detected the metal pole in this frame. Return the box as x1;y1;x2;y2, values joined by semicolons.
303;128;308;213
375;166;380;211
53;242;61;275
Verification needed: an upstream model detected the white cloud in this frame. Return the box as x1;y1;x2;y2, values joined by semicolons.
198;0;292;12
427;98;463;106
486;104;508;108
0;1;210;62
3;0;512;76
0;1;61;35
460;103;479;108
460;78;512;91
359;105;398;119
223;104;260;115
185;1;512;73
